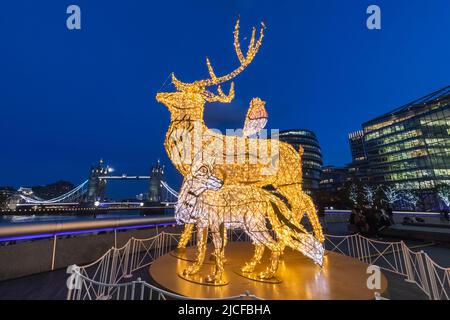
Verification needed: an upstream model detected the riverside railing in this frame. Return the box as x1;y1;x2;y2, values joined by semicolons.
67;230;449;301
0;215;178;274
323;209;443;224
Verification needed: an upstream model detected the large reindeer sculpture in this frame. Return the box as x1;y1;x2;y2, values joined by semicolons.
156;18;324;260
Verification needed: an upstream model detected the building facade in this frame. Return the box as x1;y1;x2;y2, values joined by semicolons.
362;86;450;192
278;129;323;194
347;131;370;182
349;130;367;162
339;85;450;210
319;166;348;193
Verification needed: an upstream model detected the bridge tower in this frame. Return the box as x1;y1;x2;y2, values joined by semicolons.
86;159;108;202
148;160;165;203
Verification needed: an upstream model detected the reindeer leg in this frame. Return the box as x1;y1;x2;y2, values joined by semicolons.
209;224;228;263
259;242;281;280
205;224;226;284
243;214;280;279
278;241;286;260
241;243;265;273
251;228;281;280
177;223;194;251
183;226;208;276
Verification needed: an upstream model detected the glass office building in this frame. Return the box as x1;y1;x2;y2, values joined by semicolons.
347;130;370;182
349;130;367;162
278;129;323;194
362;86;450;192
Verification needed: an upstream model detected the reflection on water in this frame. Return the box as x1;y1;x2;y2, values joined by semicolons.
0;211;144;225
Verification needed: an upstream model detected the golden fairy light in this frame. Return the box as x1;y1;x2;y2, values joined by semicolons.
156;18;324;284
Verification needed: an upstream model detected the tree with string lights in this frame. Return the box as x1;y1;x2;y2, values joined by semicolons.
380;184;402;209
401;189;420;211
363;185;377;206
435;184;450;209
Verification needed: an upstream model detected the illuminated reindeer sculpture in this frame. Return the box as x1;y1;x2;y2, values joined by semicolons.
175;158;324;283
155;18;324;277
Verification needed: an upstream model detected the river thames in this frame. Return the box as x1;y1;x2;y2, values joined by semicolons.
0;210;157;226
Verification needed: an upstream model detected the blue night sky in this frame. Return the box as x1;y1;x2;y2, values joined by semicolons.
1;1;450;198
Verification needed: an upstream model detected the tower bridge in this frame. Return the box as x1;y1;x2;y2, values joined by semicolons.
9;160;178;210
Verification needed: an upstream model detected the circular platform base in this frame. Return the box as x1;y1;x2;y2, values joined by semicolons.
149;242;388;300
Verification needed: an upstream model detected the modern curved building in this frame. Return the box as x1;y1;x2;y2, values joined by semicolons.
277;129;323;194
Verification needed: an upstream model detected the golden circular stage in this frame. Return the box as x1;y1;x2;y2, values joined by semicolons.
149;242;388;300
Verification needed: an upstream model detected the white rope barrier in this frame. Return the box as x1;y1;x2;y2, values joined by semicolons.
67;230;449;300
67;230;261;300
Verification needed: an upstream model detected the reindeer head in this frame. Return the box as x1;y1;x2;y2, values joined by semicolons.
156;18;265;114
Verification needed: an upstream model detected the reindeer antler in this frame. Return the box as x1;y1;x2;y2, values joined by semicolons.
172;17;265;93
202;83;235;103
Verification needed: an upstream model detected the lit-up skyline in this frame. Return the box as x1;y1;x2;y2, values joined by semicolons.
1;1;450;199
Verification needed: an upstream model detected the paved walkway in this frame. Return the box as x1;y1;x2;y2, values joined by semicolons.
0;268;68;300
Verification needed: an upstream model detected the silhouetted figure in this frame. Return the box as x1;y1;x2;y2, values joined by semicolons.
442;209;450;222
349;207;356;225
386;206;395;225
364;206;379;237
378;208;392;230
355;207;369;235
348;207;359;233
